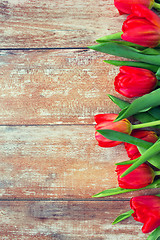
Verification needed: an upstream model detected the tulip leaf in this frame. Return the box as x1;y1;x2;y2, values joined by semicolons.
156;67;160;80
97;129;153;149
115;88;160;122
135;112;159;124
88;42;160;65
104;60;159;72
97;39;153;54
115;159;138;165
137;139;160;169
148;106;160;119
140;48;160;55
112;210;134;225
138;146;160;169
96;32;122;43
92;179;160;198
121;140;160;178
108;94;159;124
147;226;160;240
107;94;130;109
97;130;160;169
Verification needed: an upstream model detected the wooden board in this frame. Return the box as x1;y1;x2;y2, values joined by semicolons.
0;0;125;48
0;125;159;199
1;0;159;238
0;200;149;239
0;49;126;125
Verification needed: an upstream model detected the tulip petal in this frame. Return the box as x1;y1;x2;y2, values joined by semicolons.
142;217;160;233
131;4;160;28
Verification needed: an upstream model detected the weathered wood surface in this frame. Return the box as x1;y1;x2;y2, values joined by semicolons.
0;125;159;199
1;0;159;239
0;0;125;48
0;49;124;125
0;200;149;239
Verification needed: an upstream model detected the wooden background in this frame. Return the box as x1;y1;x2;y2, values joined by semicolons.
0;0;159;239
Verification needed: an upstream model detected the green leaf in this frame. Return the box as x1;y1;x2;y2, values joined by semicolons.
104;60;159;72
97;129;160;169
121;140;160;177
115;88;160;121
92;187;135;197
156;67;160;80
140;48;160;55
108;94;159;124
149;107;160;119
135;112;159;124
137;145;160;168
96;32;122;43
92;179;160;198
88;42;160;65
97;129;152;149
107;94;130;109
112;210;134;225
147;226;160;240
115;159;138;165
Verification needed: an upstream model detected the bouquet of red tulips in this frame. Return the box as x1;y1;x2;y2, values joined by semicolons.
89;1;160;239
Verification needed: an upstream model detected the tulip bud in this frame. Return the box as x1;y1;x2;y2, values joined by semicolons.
114;0;154;15
121;4;160;48
116;163;155;189
114;66;158;98
95;114;132;147
125;130;158;160
130;195;160;233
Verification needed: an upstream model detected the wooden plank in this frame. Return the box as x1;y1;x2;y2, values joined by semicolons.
0;0;125;48
0;200;149;239
0;125;159;199
0;49;125;125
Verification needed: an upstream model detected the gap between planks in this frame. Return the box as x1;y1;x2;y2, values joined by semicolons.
0;198;129;202
0;47;89;51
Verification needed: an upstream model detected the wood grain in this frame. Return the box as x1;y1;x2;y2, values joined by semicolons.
0;200;149;239
0;49;125;125
0;125;159;199
0;0;125;48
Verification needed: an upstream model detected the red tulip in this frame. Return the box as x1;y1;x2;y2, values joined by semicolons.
114;66;158;98
114;0;154;15
130;195;160;233
95;114;132;147
125;130;158;160
121;4;160;47
116;163;155;189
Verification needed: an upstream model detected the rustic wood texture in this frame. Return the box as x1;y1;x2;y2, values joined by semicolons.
0;49;124;125
0;0;125;48
1;0;159;239
0;125;159;199
0;200;149;239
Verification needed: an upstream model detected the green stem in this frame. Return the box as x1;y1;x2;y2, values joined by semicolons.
96;32;122;43
153;2;160;10
132;120;160;130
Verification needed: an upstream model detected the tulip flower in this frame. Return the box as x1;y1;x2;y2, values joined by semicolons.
121;4;160;48
130;195;160;233
114;66;158;98
116;163;155;189
125;130;158;160
95;114;132;147
114;0;155;15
